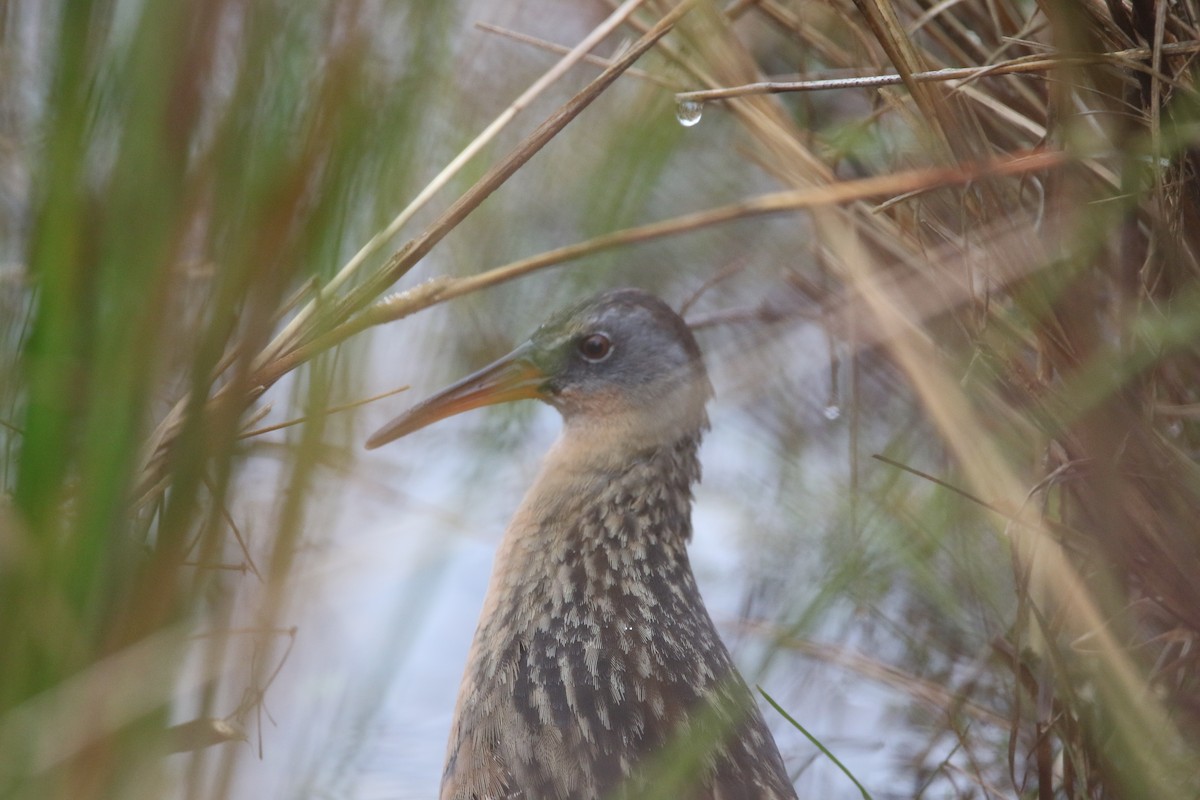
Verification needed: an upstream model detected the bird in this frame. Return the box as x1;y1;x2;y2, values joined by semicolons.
367;288;797;800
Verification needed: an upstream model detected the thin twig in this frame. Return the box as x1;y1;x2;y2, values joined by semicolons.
181;561;250;573
678;258;751;317
871;453;1087;546
675;41;1200;101
474;21;680;89
213;495;262;582
1155;402;1200;418
237;384;410;439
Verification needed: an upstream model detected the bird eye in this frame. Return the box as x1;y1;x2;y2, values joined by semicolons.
577;333;612;362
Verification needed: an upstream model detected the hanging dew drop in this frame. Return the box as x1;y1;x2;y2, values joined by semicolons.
823;404;842;421
675;98;703;127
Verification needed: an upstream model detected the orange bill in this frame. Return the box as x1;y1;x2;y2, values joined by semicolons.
365;344;547;449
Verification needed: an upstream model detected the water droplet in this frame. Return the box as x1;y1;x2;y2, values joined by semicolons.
823;404;841;421
675;98;703;127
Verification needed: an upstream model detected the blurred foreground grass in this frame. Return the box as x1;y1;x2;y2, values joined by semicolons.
2;0;1200;798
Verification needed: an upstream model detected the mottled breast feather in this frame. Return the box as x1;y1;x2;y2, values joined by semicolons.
439;431;798;800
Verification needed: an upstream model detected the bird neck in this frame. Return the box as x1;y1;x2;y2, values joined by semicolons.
474;423;706;629
523;417;705;536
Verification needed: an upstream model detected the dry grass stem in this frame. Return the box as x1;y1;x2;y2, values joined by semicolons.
677;39;1200;101
474;21;681;89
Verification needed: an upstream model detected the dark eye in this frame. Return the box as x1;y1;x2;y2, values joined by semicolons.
577;333;612;362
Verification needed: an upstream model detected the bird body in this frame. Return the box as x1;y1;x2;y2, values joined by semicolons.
368;289;797;800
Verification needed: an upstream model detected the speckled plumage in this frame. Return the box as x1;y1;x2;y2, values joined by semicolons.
370;289;797;800
441;430;796;800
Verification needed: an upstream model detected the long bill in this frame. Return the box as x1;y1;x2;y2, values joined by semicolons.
365;342;547;449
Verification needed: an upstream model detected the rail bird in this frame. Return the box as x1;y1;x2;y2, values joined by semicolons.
367;288;797;800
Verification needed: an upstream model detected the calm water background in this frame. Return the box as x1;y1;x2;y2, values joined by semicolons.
128;1;939;795
208;313;916;799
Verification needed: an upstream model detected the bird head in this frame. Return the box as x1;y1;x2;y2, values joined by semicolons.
365;288;712;450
